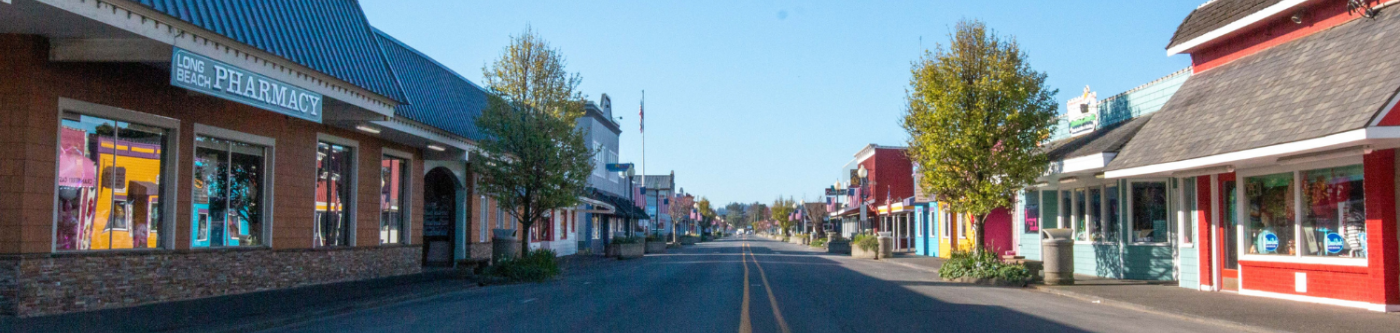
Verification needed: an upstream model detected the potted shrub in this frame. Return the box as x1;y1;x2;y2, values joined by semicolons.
645;234;667;254
851;233;879;259
612;236;644;259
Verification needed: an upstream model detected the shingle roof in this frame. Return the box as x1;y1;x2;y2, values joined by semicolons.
1043;115;1153;161
374;29;489;141
1167;0;1282;50
136;0;406;102
1110;9;1400;171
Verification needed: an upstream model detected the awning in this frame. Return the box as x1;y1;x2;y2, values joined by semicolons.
578;196;614;214
1041;115;1152;176
587;188;649;220
1107;9;1400;177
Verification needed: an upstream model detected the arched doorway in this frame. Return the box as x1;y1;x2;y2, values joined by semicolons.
423;167;459;267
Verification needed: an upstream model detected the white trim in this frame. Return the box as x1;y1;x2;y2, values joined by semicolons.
1369;90;1400;127
1239;255;1369;266
1239;289;1391;312
1061;153;1115;174
1210;174;1221;291
1199;285;1214;291
1106;129;1369;179
36;0;399;116
1166;0;1310;56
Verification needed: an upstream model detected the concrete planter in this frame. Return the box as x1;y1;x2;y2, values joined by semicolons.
827;241;851;254
680;236;698;245
604;244;619;257
617;243;645;259
789;237;804;245
949;276;1028;288
851;245;878;259
645;241;668;254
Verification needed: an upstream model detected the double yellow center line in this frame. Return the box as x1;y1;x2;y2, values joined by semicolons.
739;241;789;333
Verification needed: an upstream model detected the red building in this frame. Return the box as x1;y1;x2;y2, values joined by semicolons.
1105;0;1400;311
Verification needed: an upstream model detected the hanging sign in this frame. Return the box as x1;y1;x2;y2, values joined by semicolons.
1325;232;1345;254
171;48;323;123
605;163;633;172
1066;85;1099;137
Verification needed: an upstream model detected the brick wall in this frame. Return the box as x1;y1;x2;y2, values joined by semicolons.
0;246;421;316
0;34;431;316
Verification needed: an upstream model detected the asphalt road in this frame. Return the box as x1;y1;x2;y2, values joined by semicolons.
263;235;1238;333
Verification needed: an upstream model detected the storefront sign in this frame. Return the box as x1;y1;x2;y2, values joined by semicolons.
1325;232;1344;254
170;48;323;123
825;188;846;196
1066;85;1098;137
1259;231;1280;253
605;163;632;172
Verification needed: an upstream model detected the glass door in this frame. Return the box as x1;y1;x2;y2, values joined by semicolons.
1218;174;1240;291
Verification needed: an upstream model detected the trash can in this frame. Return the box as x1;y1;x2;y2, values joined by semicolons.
877;231;894;259
492;229;520;262
1040;228;1074;285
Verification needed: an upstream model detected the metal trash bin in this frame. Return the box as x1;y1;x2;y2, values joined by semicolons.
876;231;894;259
1040;228;1074;285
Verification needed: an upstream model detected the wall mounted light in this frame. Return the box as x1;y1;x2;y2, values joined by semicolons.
355;124;381;134
1277;145;1371;165
1058;177;1079;184
426;144;446;152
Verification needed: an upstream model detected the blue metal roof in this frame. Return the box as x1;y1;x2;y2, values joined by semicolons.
135;0;407;103
373;29;488;141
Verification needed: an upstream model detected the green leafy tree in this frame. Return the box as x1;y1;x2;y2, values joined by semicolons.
902;20;1057;253
474;28;593;256
696;197;716;234
770;197;796;236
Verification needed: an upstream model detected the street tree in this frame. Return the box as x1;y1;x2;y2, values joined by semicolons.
668;194;694;241
902;19;1057;253
473;28;594;256
770;197;796;236
697;197;716;234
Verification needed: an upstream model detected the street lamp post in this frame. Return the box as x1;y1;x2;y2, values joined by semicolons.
857;165;869;234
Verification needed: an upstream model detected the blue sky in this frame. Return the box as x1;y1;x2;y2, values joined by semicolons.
361;0;1199;205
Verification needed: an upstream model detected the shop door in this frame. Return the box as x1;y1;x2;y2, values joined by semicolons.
423;168;458;267
1216;174;1239;291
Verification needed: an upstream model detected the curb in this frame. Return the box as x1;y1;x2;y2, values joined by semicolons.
882;260;941;274
1027;286;1283;333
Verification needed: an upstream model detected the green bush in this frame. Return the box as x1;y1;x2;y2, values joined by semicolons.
811;238;827;248
938;250;1031;283
611;236;641;245
852;233;879;252
486;249;561;283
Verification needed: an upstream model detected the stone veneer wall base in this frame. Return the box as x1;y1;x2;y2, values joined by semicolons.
0;245;422;317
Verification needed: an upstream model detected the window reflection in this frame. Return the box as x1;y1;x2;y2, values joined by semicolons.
1246;173;1295;255
315;142;354;247
57;112;167;250
1301;165;1365;258
193;135;265;248
380;157;407;244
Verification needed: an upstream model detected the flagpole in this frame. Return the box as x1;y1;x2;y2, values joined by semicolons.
640;90;647;235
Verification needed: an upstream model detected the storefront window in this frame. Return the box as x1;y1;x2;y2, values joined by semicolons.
1024;190;1039;233
1060;190;1071;233
315;141;354;247
57;112;168;251
1088;187;1103;242
1301;165;1365;258
1246;173;1294;255
1105;185;1119;242
1130;182;1168;243
1074;189;1087;241
1182;177;1196;245
192;135;266;248
380;157;408;244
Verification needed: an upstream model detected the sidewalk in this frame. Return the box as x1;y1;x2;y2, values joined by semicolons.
881;256;1400;332
0;269;481;333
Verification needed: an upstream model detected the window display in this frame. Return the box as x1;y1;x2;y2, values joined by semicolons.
1246;173;1294;255
1301;165;1365;258
1105;185;1120;242
315;142;354;247
1088;188;1103;241
1130;182;1168;243
1074;189;1087;241
57;112;168;250
1024;190;1039;233
193;135;266;247
1182;177;1196;245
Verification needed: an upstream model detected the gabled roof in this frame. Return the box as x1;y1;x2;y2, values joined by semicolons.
374;29;489;141
1167;0;1283;50
1111;8;1400;171
1043;115;1152;161
135;0;406;103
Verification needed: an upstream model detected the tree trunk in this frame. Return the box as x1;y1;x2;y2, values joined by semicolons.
973;213;987;255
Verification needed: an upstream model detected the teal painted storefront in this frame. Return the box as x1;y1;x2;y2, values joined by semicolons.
1016;180;1179;281
913;203;939;257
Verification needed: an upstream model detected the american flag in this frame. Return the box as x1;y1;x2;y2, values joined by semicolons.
639;95;644;133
